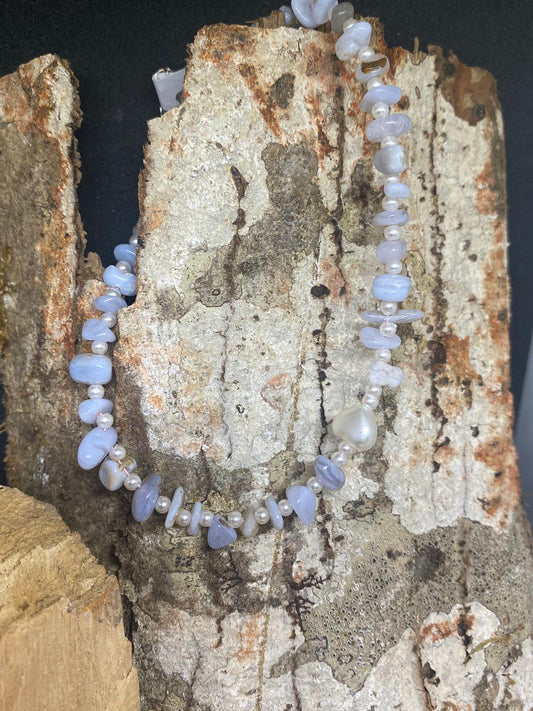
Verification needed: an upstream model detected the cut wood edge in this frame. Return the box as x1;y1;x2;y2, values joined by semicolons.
0;486;140;711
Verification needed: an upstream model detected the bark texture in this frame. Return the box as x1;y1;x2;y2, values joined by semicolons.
0;486;139;710
1;21;532;711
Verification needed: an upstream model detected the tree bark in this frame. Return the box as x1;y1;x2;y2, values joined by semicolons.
1;20;533;711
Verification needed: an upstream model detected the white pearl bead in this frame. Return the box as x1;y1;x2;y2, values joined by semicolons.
91;340;108;355
386;260;403;274
375;348;392;362
339;440;355;454
307;476;323;494
100;312;117;328
384;225;402;240
380;136;397;148
342;18;356;31
358;46;374;60
380;321;398;337
155;495;171;514
331;450;347;466
124;473;141;491
176;509;192;527
362;393;379;409
88;383;105;399
254;507;270;525
371;101;389;119
96;412;114;429
200;510;214;527
385;174;400;184
278;499;293;516
332;406;377;452
116;260;131;273
129;235;139;245
380;300;397;315
105;287;121;297
366;384;382;397
227;511;243;528
367;77;383;90
109;444;126;461
382;197;400;211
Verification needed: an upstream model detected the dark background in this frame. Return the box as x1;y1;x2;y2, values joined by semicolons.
1;0;532;481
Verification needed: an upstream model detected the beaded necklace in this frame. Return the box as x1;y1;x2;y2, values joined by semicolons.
68;2;423;549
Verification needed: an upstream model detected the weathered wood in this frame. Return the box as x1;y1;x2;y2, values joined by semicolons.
0;486;140;710
1;22;532;711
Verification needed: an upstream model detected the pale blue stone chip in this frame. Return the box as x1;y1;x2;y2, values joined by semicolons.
165;486;184;529
187;501;202;536
372;273;411;302
372;209;409;227
103;265;137;297
314;455;346;491
78;398;114;424
360;326;401;350
384;182;410;199
374;145;407;176
286;485;316;526
265;496;284;530
94;294;127;313
366;114;412;143
207;515;238;549
131;474;162;523
69;354;112;385
77;426;117;470
82;318;116;342
376;239;406;263
114;243;137;270
360;85;402;113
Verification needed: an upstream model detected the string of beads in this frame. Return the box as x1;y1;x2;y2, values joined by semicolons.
69;1;423;549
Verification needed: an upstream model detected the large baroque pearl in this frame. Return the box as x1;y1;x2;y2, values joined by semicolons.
331;406;377;451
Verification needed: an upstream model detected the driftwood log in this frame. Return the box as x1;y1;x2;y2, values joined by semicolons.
1;18;533;711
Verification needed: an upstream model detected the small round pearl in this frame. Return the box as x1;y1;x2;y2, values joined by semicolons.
339;440;355;454
342;18;356;31
384;225;402;240
155;495;171;514
371;101;389;119
362;393;379;409
386;260;403;274
379;321;398;337
307;476;323;494
380;136;397;148
331;450;348;467
278;499;293;516
254;507;270;525
375;348;392;362
116;260;131;273
124;473;141;491
200;510;214;527
87;383;105;399
91;340;108;355
109;444;126;461
100;312;117;328
358;46;374;60
227;511;243;528
176;509;192;527
105;287;121;297
385;174;400;184
380;301;398;315
96;412;114;429
366;384;382;398
367;77;383;90
382;197;400;212
119;456;137;473
129;235;139;245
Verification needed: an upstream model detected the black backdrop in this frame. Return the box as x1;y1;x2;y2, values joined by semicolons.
0;0;532;456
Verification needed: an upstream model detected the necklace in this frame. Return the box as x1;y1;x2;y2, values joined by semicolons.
68;2;423;550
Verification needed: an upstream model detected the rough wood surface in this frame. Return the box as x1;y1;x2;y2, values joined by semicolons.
1;22;532;711
0;486;139;710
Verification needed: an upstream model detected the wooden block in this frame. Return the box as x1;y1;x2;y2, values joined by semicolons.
0;486;140;710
